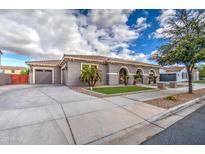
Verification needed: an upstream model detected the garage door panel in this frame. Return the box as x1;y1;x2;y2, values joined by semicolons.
160;74;176;82
35;70;52;84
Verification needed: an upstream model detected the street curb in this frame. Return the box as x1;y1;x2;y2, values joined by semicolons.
89;95;205;145
147;95;205;123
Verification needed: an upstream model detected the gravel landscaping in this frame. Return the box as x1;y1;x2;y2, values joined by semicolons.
144;88;205;109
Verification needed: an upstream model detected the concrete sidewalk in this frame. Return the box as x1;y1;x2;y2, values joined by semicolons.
0;84;204;144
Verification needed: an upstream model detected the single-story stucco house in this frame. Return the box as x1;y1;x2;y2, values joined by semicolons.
160;66;199;82
26;54;160;86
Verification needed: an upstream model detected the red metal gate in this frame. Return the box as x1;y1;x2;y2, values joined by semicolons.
11;74;29;84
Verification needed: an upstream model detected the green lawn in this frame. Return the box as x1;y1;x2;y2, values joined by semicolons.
91;85;153;94
193;80;205;84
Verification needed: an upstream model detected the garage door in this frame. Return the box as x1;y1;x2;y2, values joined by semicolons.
160;74;176;82
35;69;52;84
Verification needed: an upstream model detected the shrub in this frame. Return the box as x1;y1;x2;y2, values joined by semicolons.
133;73;142;85
20;69;29;75
123;75;129;86
165;96;177;101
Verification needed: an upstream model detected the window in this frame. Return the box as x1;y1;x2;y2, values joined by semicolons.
182;72;187;79
82;64;89;70
11;70;15;73
91;65;97;70
82;63;98;70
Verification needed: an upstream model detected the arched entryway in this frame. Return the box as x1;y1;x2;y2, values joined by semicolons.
149;70;157;84
135;69;144;84
119;67;128;84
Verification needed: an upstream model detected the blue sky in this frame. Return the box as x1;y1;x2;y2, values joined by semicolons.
0;9;172;67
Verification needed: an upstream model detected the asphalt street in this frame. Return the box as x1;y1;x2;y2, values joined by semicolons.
142;105;205;145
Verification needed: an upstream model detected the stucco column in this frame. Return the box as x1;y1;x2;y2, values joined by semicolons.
128;74;134;85
143;74;149;85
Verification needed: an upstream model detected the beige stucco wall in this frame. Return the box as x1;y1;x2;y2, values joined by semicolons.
64;61;107;86
28;66;61;84
3;69;22;74
107;63;159;85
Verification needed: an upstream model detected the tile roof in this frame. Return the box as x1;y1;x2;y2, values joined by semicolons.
64;54;159;67
26;60;60;66
0;65;27;70
162;66;185;72
26;54;159;68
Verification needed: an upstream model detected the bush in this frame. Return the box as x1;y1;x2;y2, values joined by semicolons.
21;69;29;75
123;75;129;86
165;96;177;101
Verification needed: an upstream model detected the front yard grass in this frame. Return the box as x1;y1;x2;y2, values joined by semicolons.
91;85;153;94
193;80;205;84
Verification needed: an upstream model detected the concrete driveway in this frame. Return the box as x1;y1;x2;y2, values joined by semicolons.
0;85;165;144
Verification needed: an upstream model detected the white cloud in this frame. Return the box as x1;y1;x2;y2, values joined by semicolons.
151;50;158;55
0;9;151;63
136;17;151;32
152;9;176;39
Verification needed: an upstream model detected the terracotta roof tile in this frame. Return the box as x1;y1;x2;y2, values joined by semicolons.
26;60;60;66
163;66;185;72
0;65;27;70
64;54;159;67
26;54;159;68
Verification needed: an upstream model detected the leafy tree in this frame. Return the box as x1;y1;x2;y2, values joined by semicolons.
20;69;29;75
155;10;205;93
80;67;102;87
199;64;205;78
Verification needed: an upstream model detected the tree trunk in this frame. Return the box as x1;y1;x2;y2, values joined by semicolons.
187;70;193;94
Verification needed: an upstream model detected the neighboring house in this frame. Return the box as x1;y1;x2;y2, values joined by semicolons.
26;54;160;86
0;66;27;74
0;50;2;66
160;66;199;82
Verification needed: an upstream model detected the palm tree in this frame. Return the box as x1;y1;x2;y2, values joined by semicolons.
80;67;102;87
133;73;142;85
148;74;158;84
123;75;129;85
